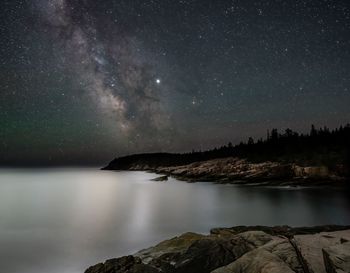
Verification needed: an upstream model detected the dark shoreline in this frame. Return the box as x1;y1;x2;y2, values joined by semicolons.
103;157;349;187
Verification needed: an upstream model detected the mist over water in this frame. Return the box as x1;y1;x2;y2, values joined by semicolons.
0;169;349;273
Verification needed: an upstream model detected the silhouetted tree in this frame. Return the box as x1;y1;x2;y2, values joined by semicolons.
310;124;317;137
271;129;278;141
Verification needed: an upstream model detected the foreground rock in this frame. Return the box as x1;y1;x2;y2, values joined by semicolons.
292;230;350;273
85;225;350;273
323;242;350;273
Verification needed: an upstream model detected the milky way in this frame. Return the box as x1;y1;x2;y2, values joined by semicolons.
35;0;172;139
1;0;350;165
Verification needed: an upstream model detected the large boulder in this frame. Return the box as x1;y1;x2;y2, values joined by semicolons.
136;231;275;273
157;231;275;273
211;237;303;273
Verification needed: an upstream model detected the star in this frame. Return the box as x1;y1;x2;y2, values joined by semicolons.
156;79;161;84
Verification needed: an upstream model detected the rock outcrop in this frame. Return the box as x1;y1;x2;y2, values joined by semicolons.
104;156;348;186
151;175;168;181
85;226;350;273
149;158;346;186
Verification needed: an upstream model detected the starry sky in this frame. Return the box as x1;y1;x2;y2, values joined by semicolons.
1;0;350;166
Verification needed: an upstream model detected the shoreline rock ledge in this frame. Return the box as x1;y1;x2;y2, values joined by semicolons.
103;157;349;186
85;225;350;273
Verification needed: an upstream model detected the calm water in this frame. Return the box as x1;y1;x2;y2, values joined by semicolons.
0;169;349;273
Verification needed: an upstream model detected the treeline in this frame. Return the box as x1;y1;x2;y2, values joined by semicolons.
205;124;350;168
103;124;350;173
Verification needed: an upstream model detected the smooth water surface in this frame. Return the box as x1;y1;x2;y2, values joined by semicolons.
0;168;349;273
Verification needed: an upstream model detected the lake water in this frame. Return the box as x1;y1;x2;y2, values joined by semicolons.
0;168;349;273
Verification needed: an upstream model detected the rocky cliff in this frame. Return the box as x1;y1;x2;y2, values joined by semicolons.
85;225;350;273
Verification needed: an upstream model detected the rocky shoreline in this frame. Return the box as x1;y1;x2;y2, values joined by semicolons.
104;157;349;187
85;225;350;273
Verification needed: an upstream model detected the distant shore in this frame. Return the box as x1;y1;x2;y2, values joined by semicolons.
103;156;349;187
102;124;350;186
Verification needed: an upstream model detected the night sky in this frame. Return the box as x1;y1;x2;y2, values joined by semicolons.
1;0;350;166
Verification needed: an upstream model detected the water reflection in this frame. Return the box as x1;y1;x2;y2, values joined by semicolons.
0;169;349;273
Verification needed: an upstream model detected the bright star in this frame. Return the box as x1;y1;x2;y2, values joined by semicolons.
156;79;161;84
